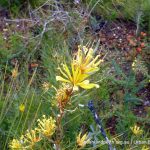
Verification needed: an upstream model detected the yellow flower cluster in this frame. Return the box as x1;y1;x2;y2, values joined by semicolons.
130;124;143;136
21;129;41;148
9;129;40;149
9;139;23;150
74;45;102;75
19;104;25;113
56;45;103;91
37;115;56;137
76;132;90;148
9;116;56;150
141;146;150;150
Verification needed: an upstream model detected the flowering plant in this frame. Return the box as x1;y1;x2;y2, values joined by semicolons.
9;45;103;150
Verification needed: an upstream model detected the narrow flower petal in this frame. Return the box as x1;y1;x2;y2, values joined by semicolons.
77;80;99;89
63;64;72;81
56;76;70;83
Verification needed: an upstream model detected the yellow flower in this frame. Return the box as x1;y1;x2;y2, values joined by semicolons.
130;125;143;136
19;104;25;113
56;45;101;91
11;68;19;78
37;115;56;137
132;59;136;71
142;146;150;150
42;82;51;91
76;132;90;148
9;139;23;150
56;63;99;91
75;45;103;75
132;62;135;67
22;129;41;148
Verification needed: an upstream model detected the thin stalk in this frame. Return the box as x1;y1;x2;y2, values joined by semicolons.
3;114;18;149
21;91;35;134
0;78;14;124
14;69;37;135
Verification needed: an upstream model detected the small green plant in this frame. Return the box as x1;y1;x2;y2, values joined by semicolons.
110;60;149;104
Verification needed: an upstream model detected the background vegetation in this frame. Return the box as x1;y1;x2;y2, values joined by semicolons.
0;0;150;149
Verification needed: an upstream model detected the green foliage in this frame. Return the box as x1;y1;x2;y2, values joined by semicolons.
0;0;48;16
83;0;150;31
29;0;49;8
115;108;137;137
0;33;24;70
90;79;110;101
110;60;147;104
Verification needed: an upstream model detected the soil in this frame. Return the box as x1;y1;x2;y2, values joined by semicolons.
106;116;118;135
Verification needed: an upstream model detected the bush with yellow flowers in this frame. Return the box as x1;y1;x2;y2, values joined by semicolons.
9;45;103;150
